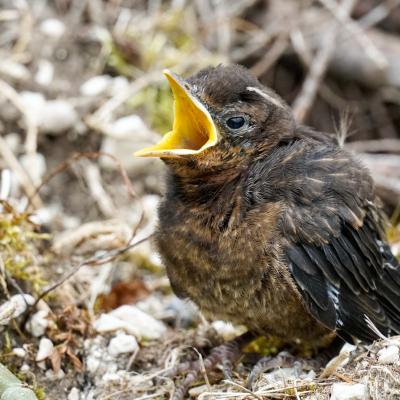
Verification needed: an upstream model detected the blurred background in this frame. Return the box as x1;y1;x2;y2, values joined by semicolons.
0;0;400;399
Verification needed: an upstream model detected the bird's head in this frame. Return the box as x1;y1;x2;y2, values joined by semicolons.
135;65;295;171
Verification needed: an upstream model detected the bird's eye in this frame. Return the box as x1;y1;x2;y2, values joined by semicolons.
226;116;245;130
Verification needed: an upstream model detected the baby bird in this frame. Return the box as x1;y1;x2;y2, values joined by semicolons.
136;64;400;394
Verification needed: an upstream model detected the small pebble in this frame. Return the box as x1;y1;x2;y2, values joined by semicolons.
35;59;54;86
94;305;166;340
0;60;30;81
40;100;78;134
12;347;26;358
378;345;399;364
85;337;118;376
20;364;30;372
102;372;121;383
330;383;368;400
106;115;149;140
80;75;111;96
211;320;244;340
108;332;138;357
67;387;81;400
0;294;35;325
36;337;54;362
40;18;65;38
20;91;46;126
111;305;167;340
26;309;49;337
19;152;47;186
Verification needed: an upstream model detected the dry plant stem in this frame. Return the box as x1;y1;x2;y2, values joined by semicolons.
88;72;160;124
12;6;33;55
29;233;153;311
250;33;289;77
170;332;254;400
52;220;131;254
292;0;356;123
0;79;38;155
0;169;11;200
318;0;388;69
290;29;353;111
26;151;137;210
81;160;118;218
0;136;42;209
319;351;350;378
346;139;400;154
358;0;400;29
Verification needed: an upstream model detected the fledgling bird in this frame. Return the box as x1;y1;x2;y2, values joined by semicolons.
135;64;400;387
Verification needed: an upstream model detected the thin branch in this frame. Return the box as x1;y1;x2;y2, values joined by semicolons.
292;0;356;123
318;0;388;70
250;33;289;77
0;79;38;155
29;233;153;311
0;135;42;209
81;160;118;218
26;151;137;210
346;139;400;154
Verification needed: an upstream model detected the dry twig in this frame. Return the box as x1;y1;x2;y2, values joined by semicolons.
0;135;42;209
292;0;356;123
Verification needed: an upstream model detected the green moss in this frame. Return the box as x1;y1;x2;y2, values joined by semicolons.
243;336;283;356
34;386;46;400
127;82;174;133
0;202;47;295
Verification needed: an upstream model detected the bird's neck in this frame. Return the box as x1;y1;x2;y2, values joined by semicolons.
165;161;246;209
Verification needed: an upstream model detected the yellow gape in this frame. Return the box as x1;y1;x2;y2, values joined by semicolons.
134;70;218;158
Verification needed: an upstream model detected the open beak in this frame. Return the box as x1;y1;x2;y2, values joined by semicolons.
134;70;218;158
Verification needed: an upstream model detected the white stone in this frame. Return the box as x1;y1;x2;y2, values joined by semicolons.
20;364;30;372
36;337;54;362
0;294;35;325
341;343;357;353
67;387;80;400
12;347;26;358
20;92;46;126
35;60;54;86
378;345;399;364
94;305;166;340
211;320;244;340
106;115;149;140
19;153;46;186
40;100;78;134
4;133;21;154
330;383;368;400
102;372;121;383
80;75;111;96
26;309;49;337
108;332;138;357
263;366;301;385
45;368;65;380
0;60;30;81
109;76;129;96
111;305;166;340
85;337;118;376
40;18;65;38
20;93;78;134
93;314;126;333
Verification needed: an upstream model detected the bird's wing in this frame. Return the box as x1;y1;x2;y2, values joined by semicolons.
285;207;400;342
264;142;400;342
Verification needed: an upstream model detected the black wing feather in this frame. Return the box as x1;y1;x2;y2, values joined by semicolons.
286;209;400;342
